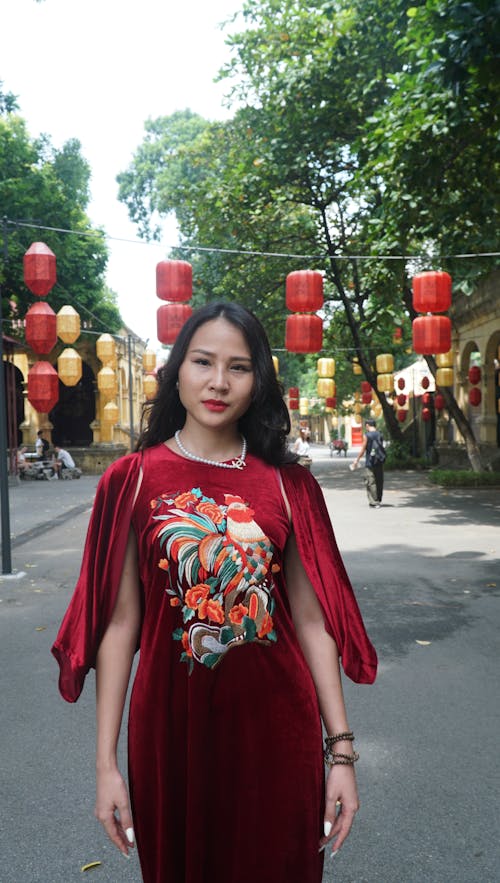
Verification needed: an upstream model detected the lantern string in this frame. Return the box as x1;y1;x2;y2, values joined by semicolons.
5;219;500;262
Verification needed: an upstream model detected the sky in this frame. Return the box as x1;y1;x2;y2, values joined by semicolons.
2;0;244;349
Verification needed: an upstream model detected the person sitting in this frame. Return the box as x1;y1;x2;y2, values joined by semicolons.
54;446;76;478
16;446;34;478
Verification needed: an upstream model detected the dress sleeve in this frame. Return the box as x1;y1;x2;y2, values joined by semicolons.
51;453;142;702
280;464;377;684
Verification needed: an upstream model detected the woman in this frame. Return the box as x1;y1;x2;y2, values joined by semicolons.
293;427;311;457
52;302;376;883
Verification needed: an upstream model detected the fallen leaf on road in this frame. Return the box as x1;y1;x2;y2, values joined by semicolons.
81;861;102;872
486;583;496;587
35;626;46;632
415;640;431;646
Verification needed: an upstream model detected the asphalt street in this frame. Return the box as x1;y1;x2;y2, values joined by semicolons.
1;448;499;883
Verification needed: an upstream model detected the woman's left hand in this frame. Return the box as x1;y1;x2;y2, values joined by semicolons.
319;764;360;856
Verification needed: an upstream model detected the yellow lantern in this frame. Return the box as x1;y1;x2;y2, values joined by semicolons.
353;413;362;424
102;400;119;425
377;373;394;393
142;349;156;373
376;353;394;374
299;397;309;416
317;357;335;378
272;355;279;374
436;350;454;368
56;305;80;344
352;358;362;375
97;366;118;400
372;403;383;417
354;403;362;414
57;347;82;387
143;373;158;400
317;378;335;398
436;367;454;387
96;333;117;366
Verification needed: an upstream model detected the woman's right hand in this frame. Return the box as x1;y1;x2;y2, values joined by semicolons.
95;765;135;857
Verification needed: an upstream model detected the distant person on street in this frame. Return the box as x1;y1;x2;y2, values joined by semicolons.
17;446;29;476
293;427;311;457
352;418;386;508
53;445;75;477
35;430;50;460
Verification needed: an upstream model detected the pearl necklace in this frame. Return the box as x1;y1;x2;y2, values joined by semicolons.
174;430;247;470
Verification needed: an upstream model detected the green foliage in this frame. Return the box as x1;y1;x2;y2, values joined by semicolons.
428;469;500;487
384;439;428;470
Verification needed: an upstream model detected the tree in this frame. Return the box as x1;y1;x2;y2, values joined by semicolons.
0;96;121;334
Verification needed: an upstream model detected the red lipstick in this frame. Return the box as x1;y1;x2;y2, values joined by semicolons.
203;400;229;412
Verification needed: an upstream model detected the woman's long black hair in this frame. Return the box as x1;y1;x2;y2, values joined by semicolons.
137;301;297;466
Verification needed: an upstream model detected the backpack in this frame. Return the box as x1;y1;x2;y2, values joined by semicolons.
41;438;50;455
369;434;386;464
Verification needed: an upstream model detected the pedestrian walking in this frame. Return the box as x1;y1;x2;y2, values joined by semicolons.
352;419;386;508
52;301;377;883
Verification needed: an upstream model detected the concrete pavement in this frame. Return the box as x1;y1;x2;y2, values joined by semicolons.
1;447;499;882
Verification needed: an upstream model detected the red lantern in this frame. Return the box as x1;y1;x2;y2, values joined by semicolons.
397;377;405;391
468;366;481;385
412;271;452;313
289;398;299;410
23;242;57;297
422;392;432;406
289;387;299;398
27;361;59;413
286;270;323;312
361;381;372;393
325;396;337;409
25;302;57;354
393;326;403;343
157;303;193;344
434;393;445;411
421;376;430;390
422;407;431;422
156;260;193;302
469;387;482;407
397;409;407;422
397;393;407;407
361;392;372;405
412;316;451;354
285;314;323;353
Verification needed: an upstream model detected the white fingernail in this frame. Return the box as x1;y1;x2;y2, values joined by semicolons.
125;827;135;844
122;852;131;859
323;820;332;837
331;849;339;858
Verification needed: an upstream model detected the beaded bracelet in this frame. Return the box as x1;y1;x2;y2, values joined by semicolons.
324;731;355;749
324;750;360;768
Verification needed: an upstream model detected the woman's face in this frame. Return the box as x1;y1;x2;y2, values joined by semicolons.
177;318;254;434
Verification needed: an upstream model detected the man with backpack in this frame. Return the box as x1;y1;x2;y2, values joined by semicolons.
35;430;50;460
352;418;386;508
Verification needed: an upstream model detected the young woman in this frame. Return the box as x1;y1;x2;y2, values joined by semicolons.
52;301;377;883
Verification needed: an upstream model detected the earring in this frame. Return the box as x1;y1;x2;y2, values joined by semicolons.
175;380;179;390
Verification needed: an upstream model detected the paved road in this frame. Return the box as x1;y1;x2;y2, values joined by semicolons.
1;449;499;882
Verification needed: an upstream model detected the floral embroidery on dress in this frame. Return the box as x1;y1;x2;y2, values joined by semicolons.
150;488;279;671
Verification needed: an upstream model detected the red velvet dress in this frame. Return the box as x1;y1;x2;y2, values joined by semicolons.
52;443;377;883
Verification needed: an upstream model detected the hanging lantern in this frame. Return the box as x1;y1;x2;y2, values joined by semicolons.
142;349;157;373
156;260;193;302
421;376;430;390
143;373;158;400
317;358;335;378
469;387;482;407
317;378;335;398
361;392;372;405
397;393;407;407
361;381;372;394
25;302;57;354
96;333;117;365
377;373;393;393
353;413;362;425
397;377;405;391
57;305;80;343
299;397;309;416
412;316;451;354
468;366;481;385
352;359;362;375
397;409;407;422
354;403;362;414
102;400;119;425
434;393;445;411
376;353;394;374
286;270;323;312
289;398;299;410
289;387;299;399
422;392;432;406
23;242;57;297
412;271;452;313
325;396;337;409
285;314;322;353
436;350;454;368
422;407;432;422
97;366;118;400
272;356;279;375
393;326;403;344
157;303;193;345
27;361;59;412
436;367;454;387
57;347;82;387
